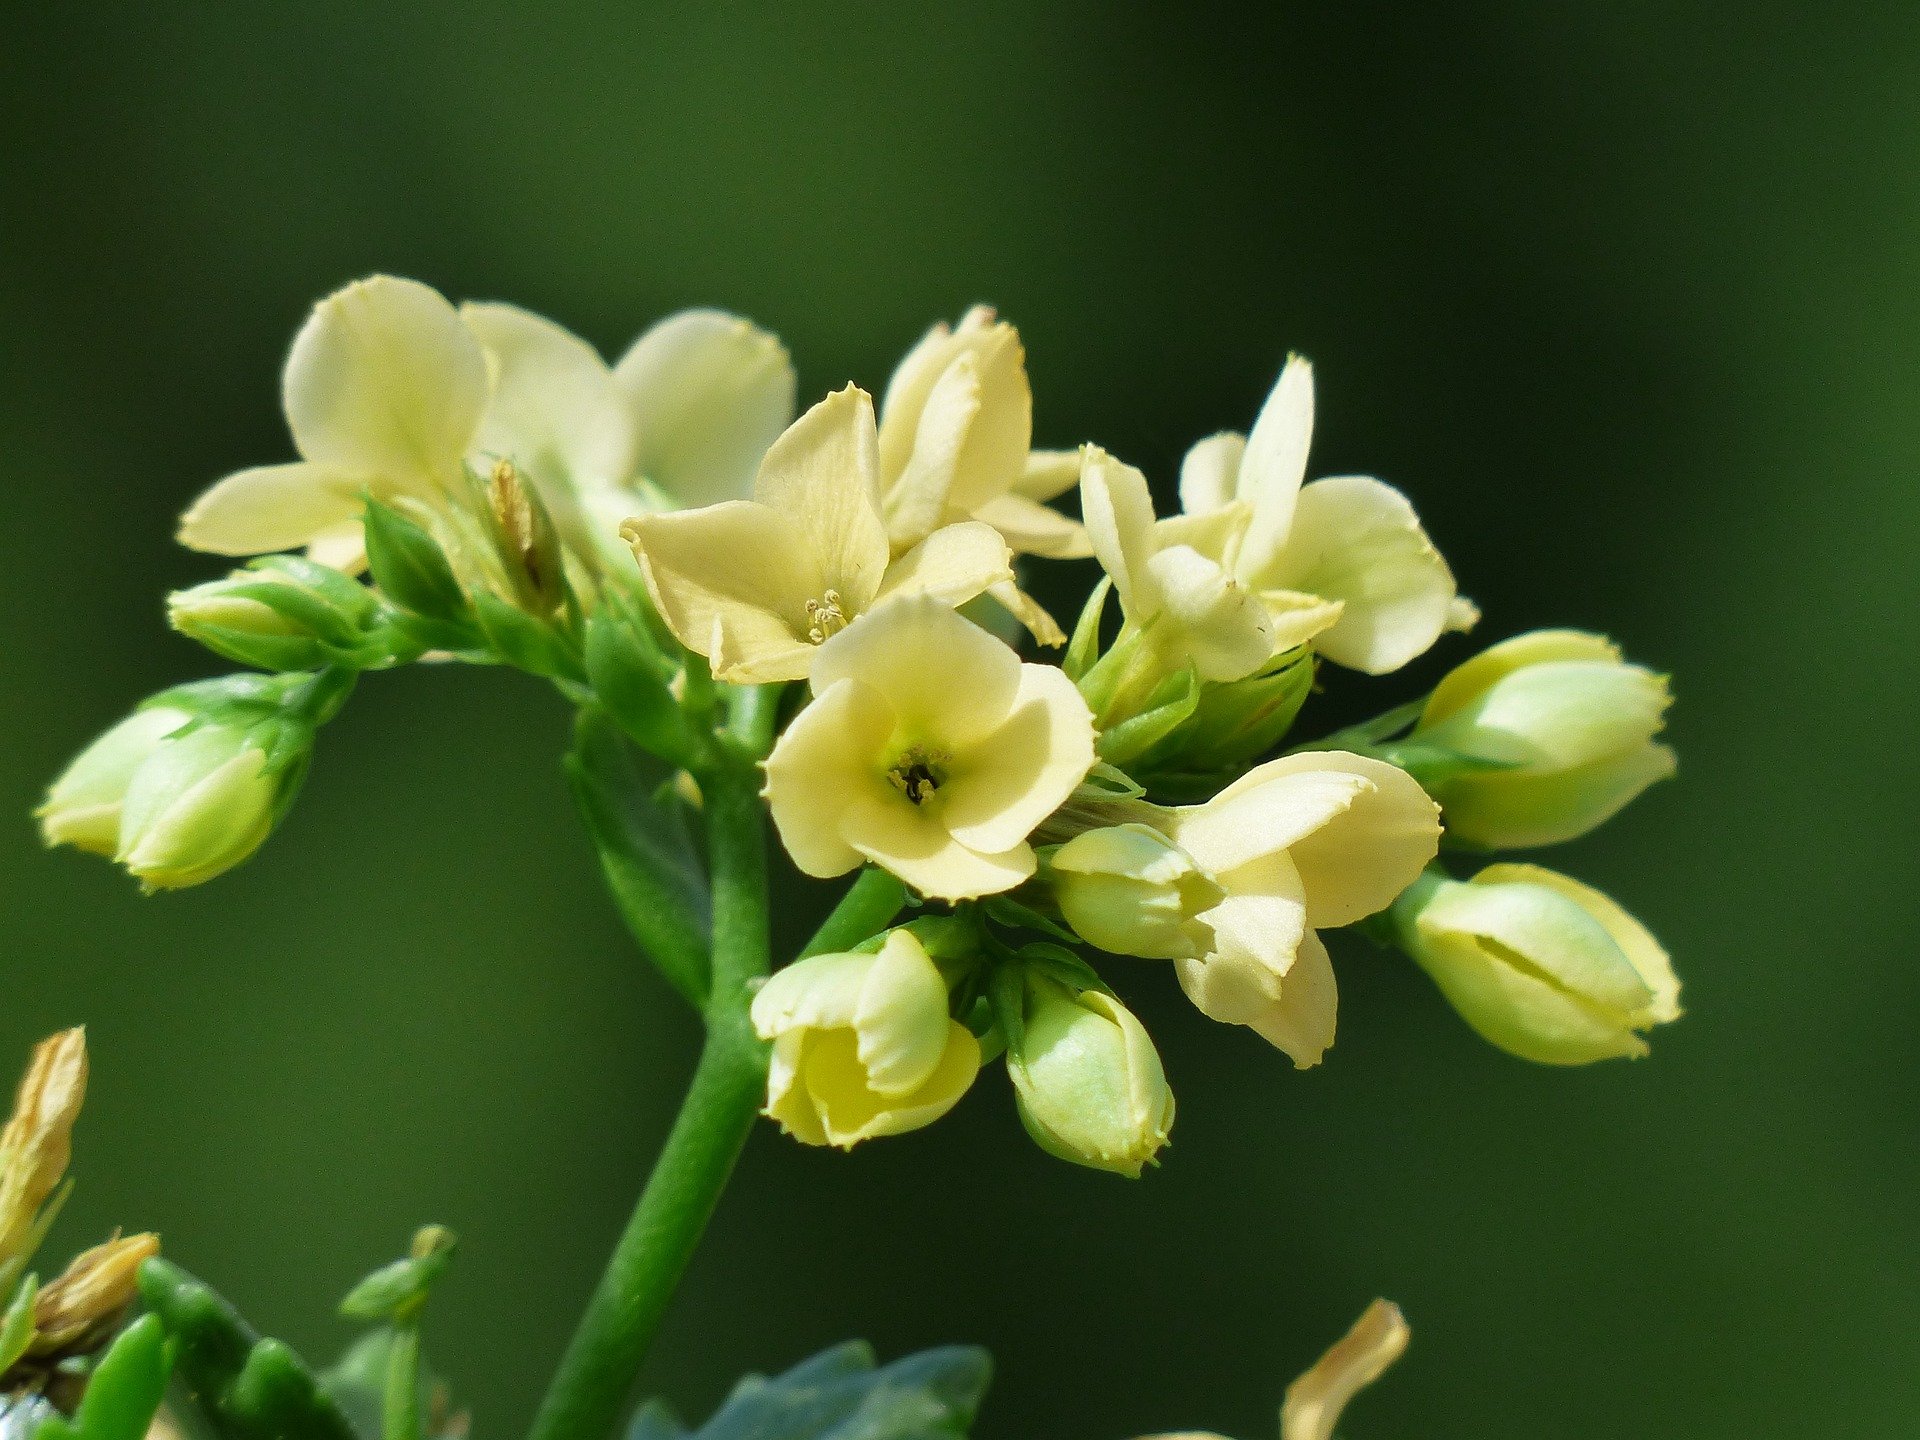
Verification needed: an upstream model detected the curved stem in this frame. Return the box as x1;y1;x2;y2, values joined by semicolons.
527;755;771;1440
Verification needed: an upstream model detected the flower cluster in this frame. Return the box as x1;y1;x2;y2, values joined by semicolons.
42;275;1682;1178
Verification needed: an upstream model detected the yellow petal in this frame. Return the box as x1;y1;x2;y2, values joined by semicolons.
1261;589;1346;654
972;493;1092;560
1079;446;1158;620
1013;449;1082;502
1178;432;1245;516
614;309;796;508
811;596;1021;748
1172;767;1375;875
627;502;824;683
1143;544;1274;682
305;519;369;574
1440;741;1676;850
751;952;873;1037
987;579;1068;648
1213;752;1439;927
1281;1299;1410;1440
805;1021;981;1147
853;931;953;1097
883;349;982;549
1234;355;1314;579
284;275;488;490
754;385;890;611
177;462;365;555
1259;476;1457;674
1474;864;1680;1022
874;521;1013;610
941;664;1096;855
1422;628;1625;727
766;1031;830;1145
944;322;1031;514
839;790;1035;899
877;315;960;484
763;678;897;877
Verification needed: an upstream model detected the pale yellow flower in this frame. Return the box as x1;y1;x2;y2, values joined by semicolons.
763;596;1096;900
877;307;1090;560
1050;753;1439;1067
178;275;492;570
750;930;980;1148
1007;977;1175;1177
625;386;1031;684
1179;355;1471;674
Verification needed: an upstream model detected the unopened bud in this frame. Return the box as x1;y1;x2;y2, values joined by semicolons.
37;710;191;856
486;460;568;615
113;723;285;892
0;1030;88;1285
1049;825;1223;960
1409;630;1674;848
167;556;392;673
1008;976;1174;1177
30;1232;160;1357
1392;864;1681;1064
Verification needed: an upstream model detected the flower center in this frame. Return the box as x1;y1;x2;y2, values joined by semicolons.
887;745;950;806
805;590;849;644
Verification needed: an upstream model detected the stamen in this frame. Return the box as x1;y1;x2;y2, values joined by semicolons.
805;589;849;644
886;744;950;806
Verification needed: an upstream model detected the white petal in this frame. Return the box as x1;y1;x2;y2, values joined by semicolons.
614;308;796;508
882;352;981;549
284;275;489;491
1143;545;1273;682
1079;446;1158;620
177;462;365;555
753;386;891;613
1013;449;1083;502
971;494;1092;560
1178;432;1245;516
874;522;1013;609
1233;355;1314;579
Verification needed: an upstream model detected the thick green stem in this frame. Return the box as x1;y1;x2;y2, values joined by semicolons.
801;868;908;959
528;753;771;1440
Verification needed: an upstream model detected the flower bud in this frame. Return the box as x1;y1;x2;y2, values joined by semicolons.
1049;825;1224;960
0;1030;87;1286
36;709;191;856
1391;864;1681;1064
167;555;393;672
1007;977;1174;1177
30;1232;160;1357
749;931;981;1149
1409;630;1674;848
113;723;286;892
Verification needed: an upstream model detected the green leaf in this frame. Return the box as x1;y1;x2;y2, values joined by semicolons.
137;1258;357;1440
566;707;712;1007
630;1341;991;1440
585;603;701;768
35;1315;171;1440
361;501;471;626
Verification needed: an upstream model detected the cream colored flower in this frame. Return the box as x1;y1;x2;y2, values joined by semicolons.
763;597;1096;900
178;275;492;570
625;386;1030;684
1166;751;1439;1065
1080;445;1305;684
750;930;980;1148
1007;977;1175;1177
877;307;1089;560
1412;629;1675;848
1179;355;1470;674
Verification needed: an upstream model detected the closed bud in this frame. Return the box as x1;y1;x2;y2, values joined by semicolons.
1409;630;1674;848
484;459;569;616
167;556;392;672
30;1233;160;1357
1049;825;1223;960
1008;976;1174;1177
750;931;981;1149
1391;864;1681;1064
37;709;192;856
0;1030;88;1286
113;722;290;892
1130;648;1316;792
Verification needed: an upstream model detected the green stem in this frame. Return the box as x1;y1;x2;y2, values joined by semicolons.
800;868;908;958
384;1323;421;1440
527;755;771;1440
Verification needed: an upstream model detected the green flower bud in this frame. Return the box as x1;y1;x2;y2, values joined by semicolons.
1048;825;1224;960
167;556;395;672
1408;630;1674;848
1008;976;1175;1177
1391;864;1681;1064
36;708;193;855
114;723;291;892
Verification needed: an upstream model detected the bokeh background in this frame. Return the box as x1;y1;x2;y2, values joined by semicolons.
3;4;1916;1437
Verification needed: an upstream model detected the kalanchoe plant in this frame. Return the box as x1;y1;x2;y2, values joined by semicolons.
32;274;1683;1440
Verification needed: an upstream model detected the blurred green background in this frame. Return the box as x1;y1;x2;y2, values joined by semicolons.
3;4;1915;1437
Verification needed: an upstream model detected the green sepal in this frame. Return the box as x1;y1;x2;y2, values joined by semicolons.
1062;576;1112;682
986;963;1026;1061
35;1315;171;1440
1369;741;1521;787
473;592;586;682
628;1339;991;1440
338;1230;456;1325
980;896;1078;945
0;1274;39;1375
1131;646;1315;775
566;707;712;1008
585;603;701;768
362;502;471;627
1095;664;1200;766
136;1257;357;1440
1013;943;1112;997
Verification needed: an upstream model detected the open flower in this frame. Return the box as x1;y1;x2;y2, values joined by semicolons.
763;597;1096;900
625;386;1031;684
1410;629;1675;848
877;307;1089;560
1178;355;1471;674
749;930;980;1148
178;275;492;570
